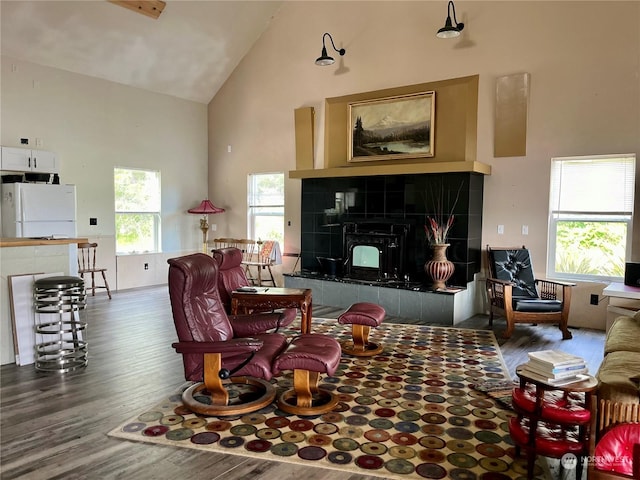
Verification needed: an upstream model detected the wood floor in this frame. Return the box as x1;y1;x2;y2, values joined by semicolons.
0;285;606;480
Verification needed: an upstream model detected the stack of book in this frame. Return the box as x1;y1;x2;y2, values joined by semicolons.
520;350;589;386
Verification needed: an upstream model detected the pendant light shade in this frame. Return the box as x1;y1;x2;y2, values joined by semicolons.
436;1;465;39
315;32;346;66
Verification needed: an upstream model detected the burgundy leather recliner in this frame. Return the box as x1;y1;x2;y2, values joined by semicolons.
211;247;295;329
211;247;249;312
168;253;290;416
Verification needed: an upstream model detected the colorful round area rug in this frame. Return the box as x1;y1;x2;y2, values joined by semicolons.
109;320;547;479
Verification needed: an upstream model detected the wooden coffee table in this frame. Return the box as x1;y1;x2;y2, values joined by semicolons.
231;288;313;334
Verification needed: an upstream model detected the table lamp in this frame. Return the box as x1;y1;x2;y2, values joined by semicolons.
188;199;225;252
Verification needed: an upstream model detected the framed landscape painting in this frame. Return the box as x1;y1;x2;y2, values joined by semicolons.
348;91;435;163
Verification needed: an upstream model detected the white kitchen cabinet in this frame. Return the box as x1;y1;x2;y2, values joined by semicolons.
1;146;58;173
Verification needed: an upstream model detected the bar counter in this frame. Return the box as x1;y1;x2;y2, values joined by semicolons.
0;237;88;365
0;237;89;247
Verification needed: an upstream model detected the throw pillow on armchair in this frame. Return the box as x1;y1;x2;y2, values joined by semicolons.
594;423;640;476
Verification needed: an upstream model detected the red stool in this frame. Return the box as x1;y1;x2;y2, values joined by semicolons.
337;302;386;356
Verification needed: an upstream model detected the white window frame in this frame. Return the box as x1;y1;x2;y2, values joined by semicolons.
114;167;162;254
247;172;285;245
547;154;635;283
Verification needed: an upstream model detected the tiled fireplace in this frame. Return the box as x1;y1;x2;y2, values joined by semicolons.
298;172;484;287
286;77;486;323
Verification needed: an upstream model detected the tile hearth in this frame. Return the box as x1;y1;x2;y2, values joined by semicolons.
284;273;478;325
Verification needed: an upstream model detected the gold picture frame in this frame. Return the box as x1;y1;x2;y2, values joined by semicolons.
348;91;435;163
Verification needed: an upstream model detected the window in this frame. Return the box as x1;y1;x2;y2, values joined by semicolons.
548;154;635;282
248;173;284;245
114;168;161;254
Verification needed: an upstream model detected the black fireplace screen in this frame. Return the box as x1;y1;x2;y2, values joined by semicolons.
343;222;409;281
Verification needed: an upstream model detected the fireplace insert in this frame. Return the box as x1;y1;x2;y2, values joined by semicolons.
343;222;410;281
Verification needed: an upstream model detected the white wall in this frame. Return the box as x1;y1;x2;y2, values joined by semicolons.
1;57;208;289
207;1;640;324
1;1;638;317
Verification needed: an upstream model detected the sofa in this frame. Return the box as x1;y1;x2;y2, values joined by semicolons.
599;312;640;404
588;311;640;479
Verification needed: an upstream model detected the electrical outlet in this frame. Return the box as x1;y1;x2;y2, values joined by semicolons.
144;263;149;270
20;138;28;145
497;225;505;235
590;294;599;305
89;218;97;226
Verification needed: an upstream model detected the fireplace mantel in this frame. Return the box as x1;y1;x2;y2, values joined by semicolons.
291;75;489;180
289;160;490;179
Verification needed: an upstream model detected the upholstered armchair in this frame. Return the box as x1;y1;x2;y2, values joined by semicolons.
212;247;296;328
485;246;575;339
168;253;290;415
588;397;640;479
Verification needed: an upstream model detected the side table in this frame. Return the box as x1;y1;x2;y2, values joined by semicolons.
510;365;598;480
231;288;312;334
602;282;640;331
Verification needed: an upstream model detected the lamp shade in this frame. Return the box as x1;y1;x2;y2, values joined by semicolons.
188;199;225;214
436;1;464;39
315;32;345;66
315;46;335;66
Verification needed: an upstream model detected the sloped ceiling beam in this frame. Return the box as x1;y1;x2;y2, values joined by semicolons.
108;1;166;20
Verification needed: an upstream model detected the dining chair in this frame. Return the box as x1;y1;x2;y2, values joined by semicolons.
242;240;276;287
77;242;112;299
209;238;239;251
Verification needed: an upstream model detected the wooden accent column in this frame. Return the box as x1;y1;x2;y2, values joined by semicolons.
294;107;315;170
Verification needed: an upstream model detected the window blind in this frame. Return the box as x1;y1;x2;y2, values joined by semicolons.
550;154;635;216
248;173;285;207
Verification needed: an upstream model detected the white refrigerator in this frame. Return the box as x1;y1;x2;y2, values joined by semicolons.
1;183;77;238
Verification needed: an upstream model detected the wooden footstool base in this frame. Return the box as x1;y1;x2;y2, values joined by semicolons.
338;302;386;357
273;334;341;415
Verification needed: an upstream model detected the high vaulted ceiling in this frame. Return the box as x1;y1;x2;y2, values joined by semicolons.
0;1;283;104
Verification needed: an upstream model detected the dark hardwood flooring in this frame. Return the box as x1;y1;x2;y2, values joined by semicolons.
0;285;606;479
